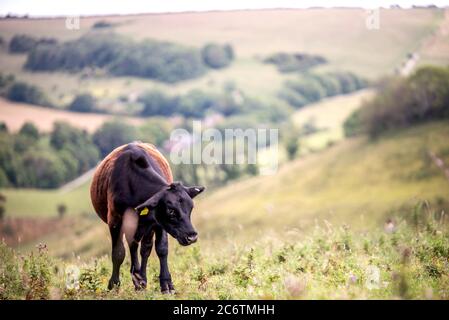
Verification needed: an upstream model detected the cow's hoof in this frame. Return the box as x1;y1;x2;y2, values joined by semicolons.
132;273;147;290
161;289;176;295
160;279;175;294
108;278;121;290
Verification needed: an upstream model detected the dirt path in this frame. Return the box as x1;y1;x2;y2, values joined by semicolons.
58;166;96;194
0;98;144;133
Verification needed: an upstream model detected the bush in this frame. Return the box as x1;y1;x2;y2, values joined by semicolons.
93;120;138;157
280;71;366;108
18;122;40;141
264;52;326;73
201;43;234;69
7;82;51;107
68;94;97;113
344;65;449;138
9;34;56;53
9;34;37;53
138;90;177;117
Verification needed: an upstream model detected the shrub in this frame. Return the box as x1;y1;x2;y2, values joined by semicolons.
344;65;449;138
264;52;326;73
68;94;97;113
201;43;234;69
9;34;37;53
9;34;56;53
93;120;138;157
23;245;52;300
7;82;51;107
138;90;177;117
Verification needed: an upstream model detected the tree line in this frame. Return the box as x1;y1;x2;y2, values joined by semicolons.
17;33;234;83
279;71;367;108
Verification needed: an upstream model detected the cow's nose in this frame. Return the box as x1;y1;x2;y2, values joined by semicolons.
186;233;198;244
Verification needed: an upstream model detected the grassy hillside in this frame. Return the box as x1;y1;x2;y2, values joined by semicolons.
2;120;448;257
0;8;444;106
195;121;449;244
2;206;448;300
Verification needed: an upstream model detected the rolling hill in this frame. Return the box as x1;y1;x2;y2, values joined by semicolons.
3;120;448;259
0;8;445;107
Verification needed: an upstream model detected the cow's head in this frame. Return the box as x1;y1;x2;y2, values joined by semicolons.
135;182;205;246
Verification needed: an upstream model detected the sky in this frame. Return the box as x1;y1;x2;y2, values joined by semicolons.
0;0;448;17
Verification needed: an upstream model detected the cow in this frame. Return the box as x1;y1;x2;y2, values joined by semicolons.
90;142;205;293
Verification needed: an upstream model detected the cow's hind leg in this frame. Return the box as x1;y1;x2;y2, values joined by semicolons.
137;228;154;289
108;217;125;290
155;226;175;294
121;209;143;290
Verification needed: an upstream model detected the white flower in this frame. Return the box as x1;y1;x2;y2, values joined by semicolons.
365;265;380;290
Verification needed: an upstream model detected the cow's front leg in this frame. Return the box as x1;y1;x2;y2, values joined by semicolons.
155;226;175;294
108;214;124;290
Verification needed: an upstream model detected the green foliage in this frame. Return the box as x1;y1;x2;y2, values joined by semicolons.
2;208;448;299
18;122;40;141
0;121;99;188
344;65;449;138
0;242;25;299
23;245;52;300
138;90;177;117
201;43;234;69
25;33;209;83
7;82;51;107
68;94;97;113
280;72;366;108
93;120;138;157
9;35;57;53
138;118;172;147
264;52;327;73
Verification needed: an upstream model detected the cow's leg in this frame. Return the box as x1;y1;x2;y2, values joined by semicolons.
108;216;125;290
155;226;175;294
122;208;142;290
137;228;154;290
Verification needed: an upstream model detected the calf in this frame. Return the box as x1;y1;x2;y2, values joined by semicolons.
90;142;204;293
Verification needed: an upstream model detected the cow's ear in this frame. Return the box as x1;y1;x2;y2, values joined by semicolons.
135;189;166;212
185;186;205;199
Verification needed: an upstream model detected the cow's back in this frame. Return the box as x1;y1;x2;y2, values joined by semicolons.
90;142;173;223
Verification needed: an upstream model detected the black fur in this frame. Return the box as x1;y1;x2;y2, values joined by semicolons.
109;143;205;292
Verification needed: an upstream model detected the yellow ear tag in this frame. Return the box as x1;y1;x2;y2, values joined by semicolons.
140;208;149;216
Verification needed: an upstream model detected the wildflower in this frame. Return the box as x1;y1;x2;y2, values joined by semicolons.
384;219;396;233
365;265;380;290
284;274;306;298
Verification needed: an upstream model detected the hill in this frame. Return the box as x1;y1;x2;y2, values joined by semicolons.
0;8;444;107
2;120;448;257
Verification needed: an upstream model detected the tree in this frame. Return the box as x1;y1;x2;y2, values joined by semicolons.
18;122;40;141
57;203;67;218
7;82;51;107
201;43;234;69
138;90;177;116
93;121;138;157
286;135;299;160
68;94;97;113
9;34;37;53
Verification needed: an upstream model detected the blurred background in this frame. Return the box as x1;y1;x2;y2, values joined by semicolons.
0;0;449;299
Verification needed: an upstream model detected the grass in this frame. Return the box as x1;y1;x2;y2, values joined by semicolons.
292;89;375;151
1;204;448;299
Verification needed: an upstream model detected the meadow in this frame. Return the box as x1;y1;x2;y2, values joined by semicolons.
1;203;448;300
1;7;449;300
